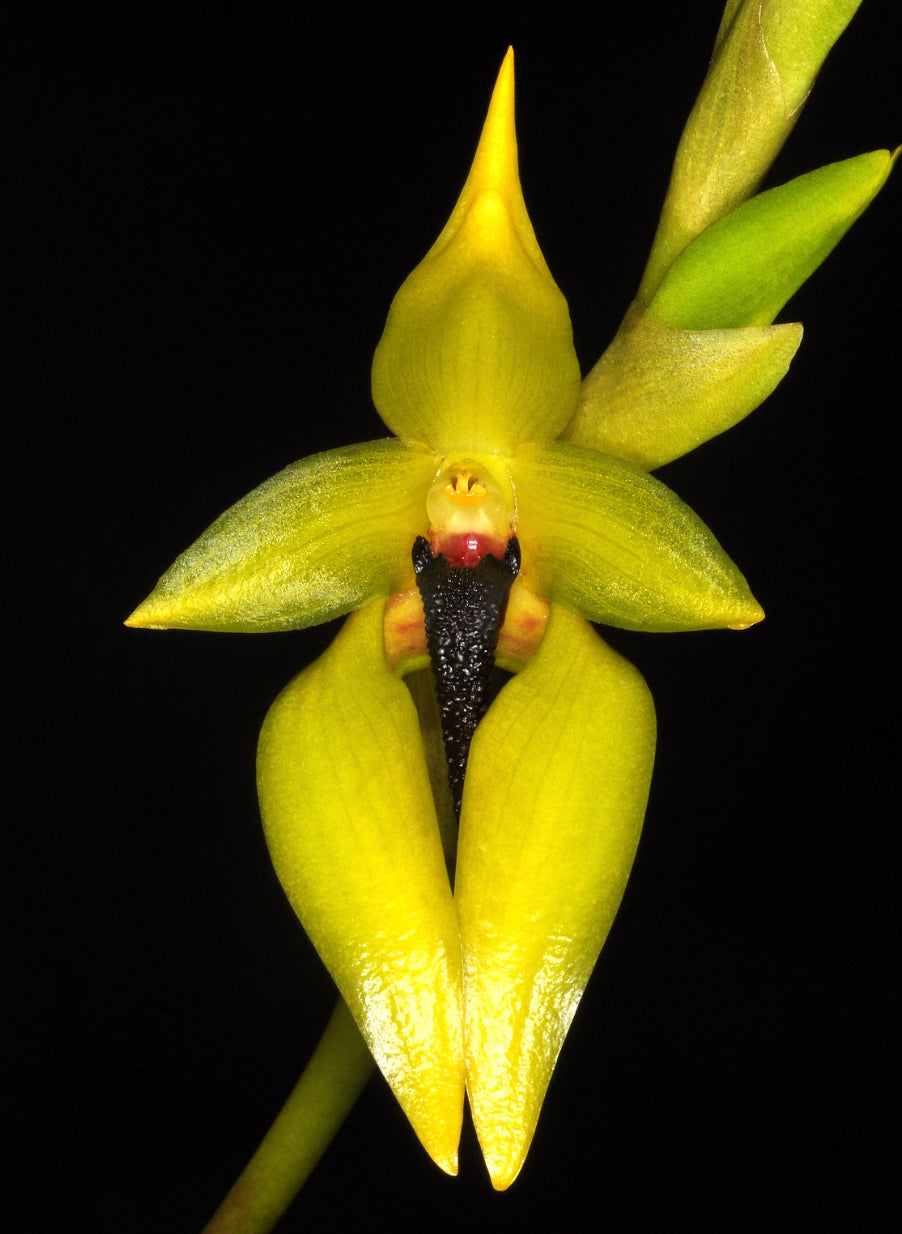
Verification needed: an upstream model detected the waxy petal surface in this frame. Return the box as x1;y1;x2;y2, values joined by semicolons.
512;441;764;631
371;50;580;453
257;599;464;1172
456;605;655;1188
569;302;802;469
126;440;436;631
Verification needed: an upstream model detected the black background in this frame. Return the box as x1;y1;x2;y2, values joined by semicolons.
17;2;897;1230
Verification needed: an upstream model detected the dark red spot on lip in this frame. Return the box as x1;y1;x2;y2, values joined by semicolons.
432;531;507;567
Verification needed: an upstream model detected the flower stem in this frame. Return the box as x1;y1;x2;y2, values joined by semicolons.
202;998;375;1234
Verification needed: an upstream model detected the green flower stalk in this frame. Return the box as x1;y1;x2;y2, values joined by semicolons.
128;1;894;1226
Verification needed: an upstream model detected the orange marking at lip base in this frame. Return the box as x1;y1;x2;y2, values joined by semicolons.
383;589;429;672
384;577;549;677
495;581;549;669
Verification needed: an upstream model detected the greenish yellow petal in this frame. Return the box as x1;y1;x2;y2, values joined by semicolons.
370;49;580;453
257;599;464;1174
125;439;437;632
456;605;655;1189
640;0;864;298
404;666;458;868
512;441;763;631
650;150;896;329
567;301;802;469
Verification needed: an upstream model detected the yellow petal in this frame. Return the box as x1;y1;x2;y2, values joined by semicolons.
257;599;464;1172
568;300;802;469
512;441;764;631
371;49;580;453
456;605;655;1188
126;439;436;632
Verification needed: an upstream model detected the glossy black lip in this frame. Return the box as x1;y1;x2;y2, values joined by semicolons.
413;536;521;820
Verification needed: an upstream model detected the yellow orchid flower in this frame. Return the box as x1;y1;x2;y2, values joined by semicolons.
127;2;894;1226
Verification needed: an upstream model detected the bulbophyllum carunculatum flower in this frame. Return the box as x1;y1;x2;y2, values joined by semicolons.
127;1;894;1228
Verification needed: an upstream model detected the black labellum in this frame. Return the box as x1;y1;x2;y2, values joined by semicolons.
413;535;520;819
